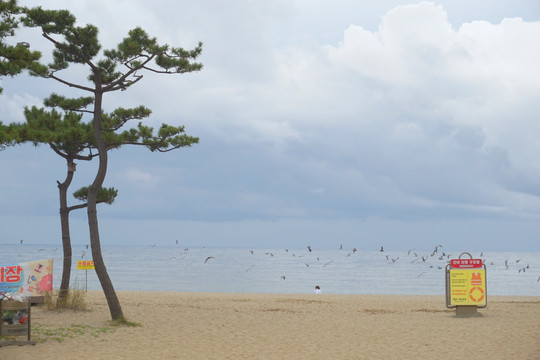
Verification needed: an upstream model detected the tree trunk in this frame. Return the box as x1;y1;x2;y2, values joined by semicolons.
87;77;124;320
57;158;75;304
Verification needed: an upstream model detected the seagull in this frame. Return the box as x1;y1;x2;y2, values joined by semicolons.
418;272;427;278
380;246;384;252
204;256;214;264
307;245;312;252
20;239;24;244
151;243;156;248
176;240;179;245
246;265;255;272
281;275;286;280
85;244;89;249
249;250;254;254
305;263;310;267
340;244;343;250
322;260;334;267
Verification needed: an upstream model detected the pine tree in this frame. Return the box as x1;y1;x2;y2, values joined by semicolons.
22;6;202;320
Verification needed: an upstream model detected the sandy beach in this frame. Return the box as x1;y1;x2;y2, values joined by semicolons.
1;291;539;359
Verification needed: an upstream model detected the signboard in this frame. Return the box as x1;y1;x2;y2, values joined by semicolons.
450;258;482;269
0;259;53;299
77;260;95;270
446;253;487;309
449;268;486;306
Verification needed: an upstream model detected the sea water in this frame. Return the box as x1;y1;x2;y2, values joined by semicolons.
1;244;539;296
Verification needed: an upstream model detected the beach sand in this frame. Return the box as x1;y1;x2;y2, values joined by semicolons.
1;291;539;359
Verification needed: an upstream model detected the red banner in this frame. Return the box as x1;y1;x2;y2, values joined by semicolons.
450;258;482;269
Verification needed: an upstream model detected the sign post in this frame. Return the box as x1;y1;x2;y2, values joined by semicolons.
76;260;94;292
446;252;487;317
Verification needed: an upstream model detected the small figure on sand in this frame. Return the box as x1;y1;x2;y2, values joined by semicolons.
314;285;321;294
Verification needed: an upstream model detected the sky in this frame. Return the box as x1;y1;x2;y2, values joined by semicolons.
1;0;540;251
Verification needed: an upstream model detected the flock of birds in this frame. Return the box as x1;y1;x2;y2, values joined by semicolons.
149;240;540;284
14;238;540;285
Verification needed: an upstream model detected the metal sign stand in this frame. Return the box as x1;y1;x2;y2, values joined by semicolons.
445;252;487;318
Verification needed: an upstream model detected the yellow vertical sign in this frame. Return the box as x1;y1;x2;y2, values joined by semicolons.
450;269;486;306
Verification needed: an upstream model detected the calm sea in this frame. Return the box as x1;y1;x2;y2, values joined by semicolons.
1;244;539;296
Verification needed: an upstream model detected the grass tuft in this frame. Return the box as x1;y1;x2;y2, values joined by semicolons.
109;317;141;327
44;288;88;311
32;324;114;343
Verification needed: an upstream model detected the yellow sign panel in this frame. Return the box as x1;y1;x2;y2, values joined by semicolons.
449;269;486;306
77;260;95;270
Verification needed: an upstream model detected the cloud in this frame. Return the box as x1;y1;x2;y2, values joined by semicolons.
239;2;540;221
3;1;540;250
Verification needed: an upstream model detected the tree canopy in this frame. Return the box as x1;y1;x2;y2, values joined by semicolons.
0;0;41;93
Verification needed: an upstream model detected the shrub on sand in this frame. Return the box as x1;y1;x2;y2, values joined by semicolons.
44;288;88;311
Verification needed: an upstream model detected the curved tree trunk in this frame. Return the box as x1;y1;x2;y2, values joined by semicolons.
57;158;75;304
87;79;124;320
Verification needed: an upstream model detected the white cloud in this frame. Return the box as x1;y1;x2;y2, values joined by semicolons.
122;168;158;189
3;1;540;250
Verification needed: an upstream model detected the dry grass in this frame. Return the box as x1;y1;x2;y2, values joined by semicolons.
44;288;89;311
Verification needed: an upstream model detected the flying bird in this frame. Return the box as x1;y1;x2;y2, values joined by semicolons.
281;275;286;280
246;265;255;272
323;260;334;267
307;245;312;252
380;246;384;252
204;256;215;264
20;239;23;244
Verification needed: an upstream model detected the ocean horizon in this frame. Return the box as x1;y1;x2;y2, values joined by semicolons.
1;244;539;297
